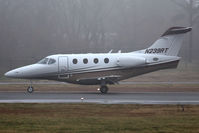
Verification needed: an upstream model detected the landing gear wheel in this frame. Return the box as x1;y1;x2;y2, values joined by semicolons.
100;86;108;94
27;86;34;93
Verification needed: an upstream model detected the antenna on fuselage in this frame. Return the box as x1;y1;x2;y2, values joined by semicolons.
108;49;113;53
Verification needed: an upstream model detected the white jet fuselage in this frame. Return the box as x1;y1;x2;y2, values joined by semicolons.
5;53;180;85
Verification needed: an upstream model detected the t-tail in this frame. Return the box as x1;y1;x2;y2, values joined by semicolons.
134;27;192;56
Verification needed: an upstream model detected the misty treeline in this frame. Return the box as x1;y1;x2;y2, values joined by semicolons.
0;0;199;73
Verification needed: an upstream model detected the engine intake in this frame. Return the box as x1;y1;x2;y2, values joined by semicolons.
117;56;146;68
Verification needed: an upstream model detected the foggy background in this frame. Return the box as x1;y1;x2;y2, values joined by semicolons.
0;0;199;76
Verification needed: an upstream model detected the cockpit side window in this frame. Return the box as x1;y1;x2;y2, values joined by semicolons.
37;58;49;64
48;58;56;65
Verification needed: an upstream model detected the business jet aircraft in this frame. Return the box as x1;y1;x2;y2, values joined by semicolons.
5;27;192;94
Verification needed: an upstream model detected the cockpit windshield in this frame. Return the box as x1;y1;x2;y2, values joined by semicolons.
48;58;56;64
37;58;56;65
37;58;49;64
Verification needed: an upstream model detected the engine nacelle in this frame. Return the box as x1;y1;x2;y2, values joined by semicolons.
117;56;146;67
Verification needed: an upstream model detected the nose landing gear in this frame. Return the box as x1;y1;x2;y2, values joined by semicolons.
27;86;34;93
27;80;34;93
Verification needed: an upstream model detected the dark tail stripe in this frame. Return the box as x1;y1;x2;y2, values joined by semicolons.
161;27;192;37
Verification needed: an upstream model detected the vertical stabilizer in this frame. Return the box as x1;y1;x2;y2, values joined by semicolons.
134;27;192;56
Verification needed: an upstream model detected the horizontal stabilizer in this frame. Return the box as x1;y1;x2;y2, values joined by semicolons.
161;27;192;37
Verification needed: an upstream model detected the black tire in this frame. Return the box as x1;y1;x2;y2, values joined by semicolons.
27;86;34;93
100;86;108;94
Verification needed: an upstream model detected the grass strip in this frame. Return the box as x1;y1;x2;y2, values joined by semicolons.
0;104;199;133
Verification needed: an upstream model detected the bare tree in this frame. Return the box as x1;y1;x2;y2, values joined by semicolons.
171;0;199;62
50;0;117;52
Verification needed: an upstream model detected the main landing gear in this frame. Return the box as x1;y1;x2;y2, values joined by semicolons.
99;85;109;94
27;80;34;93
99;80;109;94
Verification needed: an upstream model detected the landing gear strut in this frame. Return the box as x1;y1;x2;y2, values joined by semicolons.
27;80;34;93
100;86;109;94
27;86;34;93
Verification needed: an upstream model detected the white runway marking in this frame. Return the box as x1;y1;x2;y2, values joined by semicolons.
0;99;199;104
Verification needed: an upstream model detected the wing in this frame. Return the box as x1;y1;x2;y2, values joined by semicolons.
76;75;121;85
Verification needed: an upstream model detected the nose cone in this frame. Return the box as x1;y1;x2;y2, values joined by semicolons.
4;70;20;78
4;64;46;79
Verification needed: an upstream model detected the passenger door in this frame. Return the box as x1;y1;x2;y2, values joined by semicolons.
58;56;69;79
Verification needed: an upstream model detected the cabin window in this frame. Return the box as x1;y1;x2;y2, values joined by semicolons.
83;58;88;64
104;58;109;63
94;58;99;64
37;58;49;64
73;59;78;64
48;58;56;65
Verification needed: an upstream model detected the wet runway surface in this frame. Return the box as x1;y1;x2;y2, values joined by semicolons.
0;92;199;104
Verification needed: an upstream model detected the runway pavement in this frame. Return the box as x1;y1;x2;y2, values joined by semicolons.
0;92;199;104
